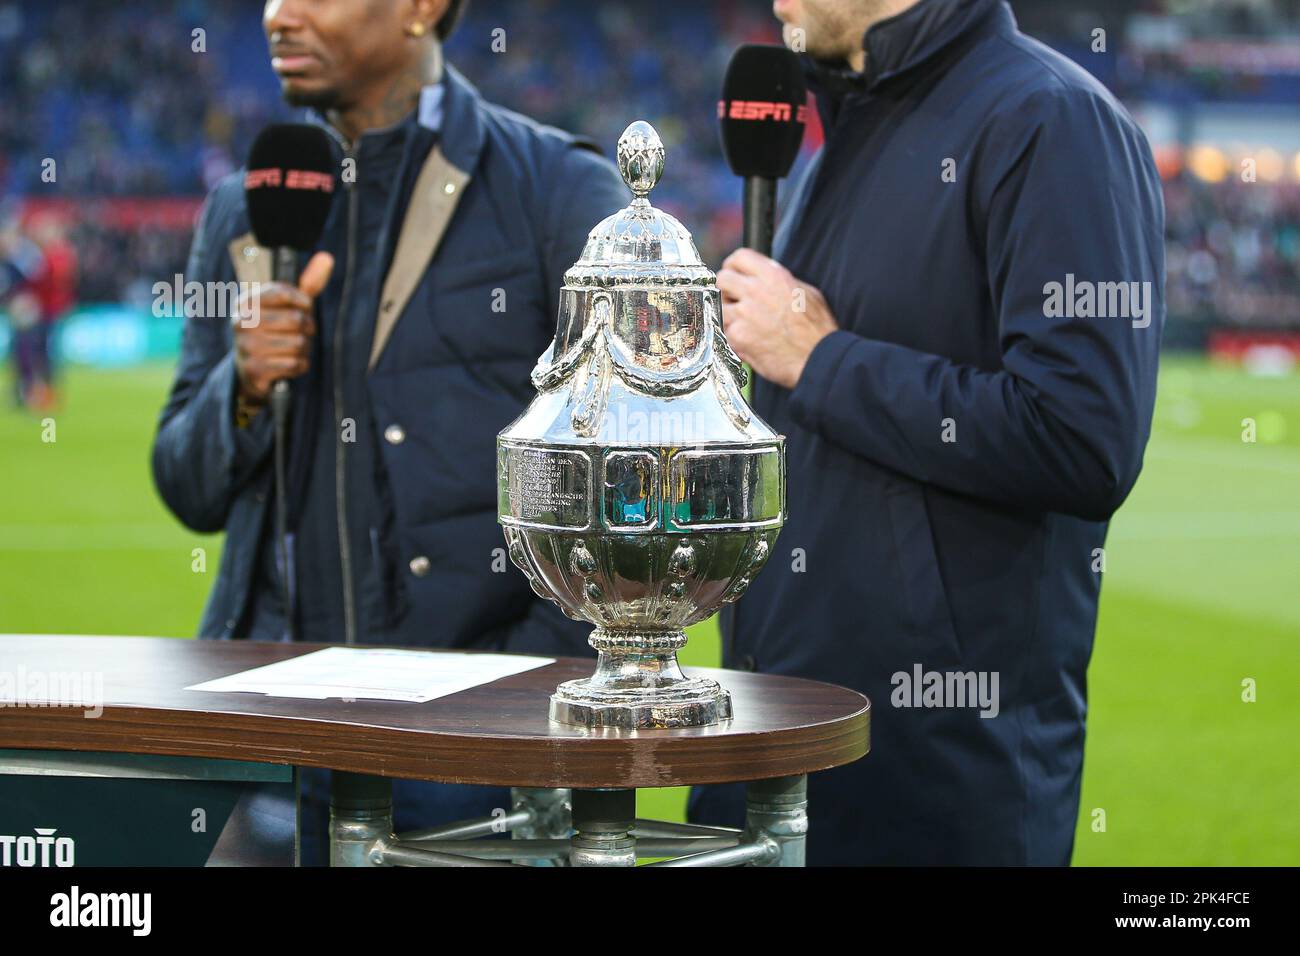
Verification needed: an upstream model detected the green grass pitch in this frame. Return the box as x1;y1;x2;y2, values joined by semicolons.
1;356;1295;864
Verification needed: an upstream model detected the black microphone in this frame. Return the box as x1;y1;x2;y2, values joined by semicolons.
718;44;808;256
243;123;336;641
245;123;336;282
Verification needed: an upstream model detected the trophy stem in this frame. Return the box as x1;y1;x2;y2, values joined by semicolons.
549;627;733;730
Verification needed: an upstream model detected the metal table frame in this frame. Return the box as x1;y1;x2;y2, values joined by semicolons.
330;772;808;867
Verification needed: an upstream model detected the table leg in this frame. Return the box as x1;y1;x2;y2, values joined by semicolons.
329;771;392;867
511;788;572;866
745;774;808;867
569;788;636;867
323;776;806;867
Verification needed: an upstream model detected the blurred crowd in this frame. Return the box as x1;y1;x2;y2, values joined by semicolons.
0;0;1298;332
0;1;275;195
1166;174;1300;328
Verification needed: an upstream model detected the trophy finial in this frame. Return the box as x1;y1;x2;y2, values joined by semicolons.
616;120;664;200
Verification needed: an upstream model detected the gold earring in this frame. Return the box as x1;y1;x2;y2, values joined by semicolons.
405;21;427;38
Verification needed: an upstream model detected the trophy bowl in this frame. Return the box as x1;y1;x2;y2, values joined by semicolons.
498;121;786;730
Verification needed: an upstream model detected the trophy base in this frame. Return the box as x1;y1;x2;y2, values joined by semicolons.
548;628;734;730
550;683;733;730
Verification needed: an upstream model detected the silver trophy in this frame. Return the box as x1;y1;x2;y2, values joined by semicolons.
498;121;785;729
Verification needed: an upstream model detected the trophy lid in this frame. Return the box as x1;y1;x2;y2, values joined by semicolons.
565;121;713;287
510;118;779;447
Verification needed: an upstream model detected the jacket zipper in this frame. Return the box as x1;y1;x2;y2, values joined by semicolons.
335;147;360;645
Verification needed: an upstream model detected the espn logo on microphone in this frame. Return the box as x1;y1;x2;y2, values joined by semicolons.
244;167;336;193
717;99;809;123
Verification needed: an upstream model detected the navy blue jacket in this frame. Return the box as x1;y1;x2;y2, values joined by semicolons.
152;67;629;655
690;0;1165;864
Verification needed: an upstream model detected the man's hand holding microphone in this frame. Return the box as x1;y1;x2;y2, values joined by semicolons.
232;251;333;412
715;45;836;392
718;248;837;390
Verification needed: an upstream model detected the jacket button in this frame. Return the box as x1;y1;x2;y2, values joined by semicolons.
738;654;757;672
384;424;406;445
409;556;431;577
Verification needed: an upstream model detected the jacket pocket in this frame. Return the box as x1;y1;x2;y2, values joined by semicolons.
425;255;549;368
434;247;536;294
884;479;963;666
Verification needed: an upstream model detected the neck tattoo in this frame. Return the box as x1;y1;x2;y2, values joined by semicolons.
330;43;443;143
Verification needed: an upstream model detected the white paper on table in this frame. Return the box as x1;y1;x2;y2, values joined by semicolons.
183;647;554;703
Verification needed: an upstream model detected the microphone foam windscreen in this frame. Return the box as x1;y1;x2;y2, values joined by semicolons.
718;44;808;179
244;123;336;250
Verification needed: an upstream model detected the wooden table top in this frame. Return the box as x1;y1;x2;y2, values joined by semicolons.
0;635;869;789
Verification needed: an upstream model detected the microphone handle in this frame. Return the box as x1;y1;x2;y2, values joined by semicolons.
270;246;298;284
742;176;777;255
269;246;298;641
269;247;298;405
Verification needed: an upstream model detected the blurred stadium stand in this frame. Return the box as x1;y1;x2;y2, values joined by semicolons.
1;0;1298;355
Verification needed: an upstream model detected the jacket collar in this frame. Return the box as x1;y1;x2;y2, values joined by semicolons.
803;0;1009;103
435;64;487;175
